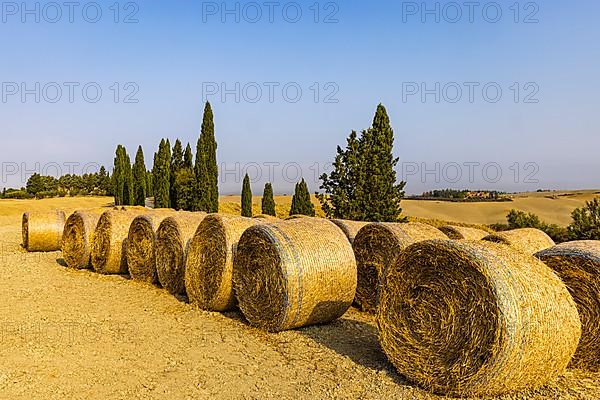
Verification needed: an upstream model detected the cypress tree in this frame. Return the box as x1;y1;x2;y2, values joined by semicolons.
299;179;315;216
151;151;158;198
170;139;184;209
123;150;134;206
174;167;196;211
183;143;193;169
164;139;172;208
132;146;147;206
356;104;405;222
153;139;171;208
146;170;153;198
241;174;252;217
112;145;125;205
195;102;219;212
261;183;276;216
290;179;315;216
290;182;299;216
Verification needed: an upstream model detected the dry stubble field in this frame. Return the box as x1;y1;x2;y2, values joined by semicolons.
0;196;599;399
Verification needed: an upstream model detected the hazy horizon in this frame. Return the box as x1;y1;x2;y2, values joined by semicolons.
1;0;598;195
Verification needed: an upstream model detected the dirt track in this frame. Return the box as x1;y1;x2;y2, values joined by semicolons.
0;200;599;399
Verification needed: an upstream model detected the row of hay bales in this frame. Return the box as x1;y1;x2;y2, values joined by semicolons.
22;210;599;397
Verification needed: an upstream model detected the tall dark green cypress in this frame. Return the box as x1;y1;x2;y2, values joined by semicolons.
261;183;276;216
122;149;134;206
290;179;315;216
241;174;252;217
151;151;158;198
146;170;153;198
356;104;405;222
132;145;147;206
170;139;184;209
183;143;193;169
112;145;125;205
164;139;172;208
195;102;219;212
174;145;195;213
154;139;171;208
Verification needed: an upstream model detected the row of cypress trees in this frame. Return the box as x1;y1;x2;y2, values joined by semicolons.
112;102;219;212
240;176;315;218
114;102;403;222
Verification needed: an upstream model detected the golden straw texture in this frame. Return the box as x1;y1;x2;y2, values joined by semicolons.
352;222;447;311
61;209;106;269
185;215;261;311
285;215;309;220
253;214;279;221
22;210;66;252
156;212;206;295
331;219;368;244
536;240;600;371
233;217;357;332
91;209;146;274
126;210;178;283
378;239;581;397
439;225;489;241
482;228;555;254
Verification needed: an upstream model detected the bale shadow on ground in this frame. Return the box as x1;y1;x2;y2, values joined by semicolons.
55;258;68;267
298;311;411;386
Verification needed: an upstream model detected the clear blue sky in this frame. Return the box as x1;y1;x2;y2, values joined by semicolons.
1;0;598;194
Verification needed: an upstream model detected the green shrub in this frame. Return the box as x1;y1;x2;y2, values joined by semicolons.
568;198;600;240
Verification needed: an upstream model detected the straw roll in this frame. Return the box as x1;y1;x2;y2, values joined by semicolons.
62;209;105;269
233;217;357;332
185;215;261;311
155;212;207;296
378;239;581;397
482;228;555;255
22;210;66;252
535;240;600;371
352;222;447;311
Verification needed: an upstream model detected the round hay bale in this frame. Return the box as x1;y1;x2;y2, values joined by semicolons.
439;225;489;241
22;210;66;252
352;222;447;311
61;209;106;269
285;214;309;220
482;228;555;254
535;240;600;371
91;209;146;274
233;217;357;332
253;214;279;221
185;215;261;311
331;219;368;244
126;210;179;284
378;239;581;397
156;212;207;296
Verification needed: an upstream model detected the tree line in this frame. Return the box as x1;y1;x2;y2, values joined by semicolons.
113;100;318;218
112;102;220;212
15;167;112;199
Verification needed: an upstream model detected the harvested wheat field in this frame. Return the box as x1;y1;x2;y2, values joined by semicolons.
0;197;599;399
